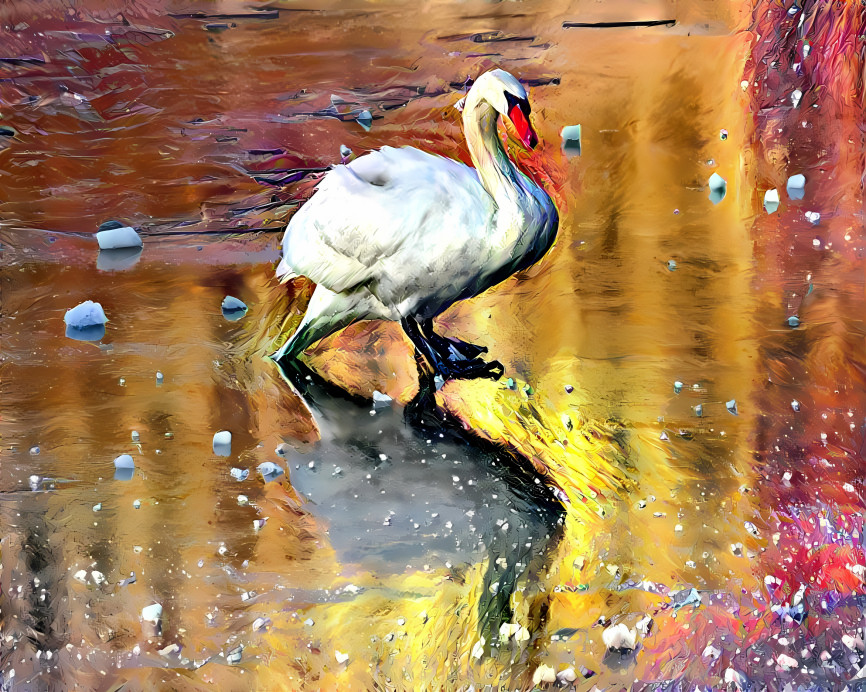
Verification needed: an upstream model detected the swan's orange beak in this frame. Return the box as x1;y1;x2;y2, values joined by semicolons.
508;103;539;149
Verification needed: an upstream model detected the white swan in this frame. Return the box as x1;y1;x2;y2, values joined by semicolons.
271;68;558;379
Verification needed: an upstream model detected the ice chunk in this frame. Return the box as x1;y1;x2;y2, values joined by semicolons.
142;603;162;622
787;174;806;200
805;210;820;225
230;468;249;481
787;315;800;328
64;301;107;329
213;431;232;456
30;446;40;455
372;390;393;408
708;173;726;204
560;124;581;157
791;399;800;412
726;399;738;415
694;404;703;417
719;129;728;140
96;226;141;250
114;453;135;481
673;380;683;394
335;650;349;664
226;645;243;665
221;296;247;321
133;499;141;509
131;431;140;442
764;189;780;214
252;617;270;631
602;623;637;651
666;259;677;271
258;461;284;483
356;109;372;131
790;89;802;108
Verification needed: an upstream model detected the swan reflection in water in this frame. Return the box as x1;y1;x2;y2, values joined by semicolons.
273;359;565;640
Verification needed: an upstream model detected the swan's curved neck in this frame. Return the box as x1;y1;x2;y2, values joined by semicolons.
462;98;523;205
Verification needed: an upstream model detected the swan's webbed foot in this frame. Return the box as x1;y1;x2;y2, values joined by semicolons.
402;317;502;382
419;319;488;361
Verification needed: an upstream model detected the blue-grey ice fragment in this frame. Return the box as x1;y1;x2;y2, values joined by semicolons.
30;446;40;455
787;174;806;200
340;144;352;158
64;300;107;328
791;399;800;412
356;110;372;131
64;301;107;340
372;390;393;408
213;430;232;456
258;461;284;483
96;225;141;250
560;124;581;157
155;371;164;385
726;399;738;415
119;572;136;587
226;645;243;665
98;220;126;232
97;246;142;272
805;211;820;225
221;296;247;321
787;315;800;328
666;260;677;271
708;173;727;204
764;189;780;214
230;467;249;481
672;587;702;612
790;89;802;108
114;453;135;481
674;381;684;394
695;404;703;417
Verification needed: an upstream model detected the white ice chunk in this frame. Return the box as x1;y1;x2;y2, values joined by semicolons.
64;301;107;328
258;461;284;482
787;173;806;200
213;431;232;456
96;226;141;250
141;603;162;623
764;189;780;214
114;454;135;469
560;124;581;157
372;390;393;408
708;173;727;205
356;110;372;131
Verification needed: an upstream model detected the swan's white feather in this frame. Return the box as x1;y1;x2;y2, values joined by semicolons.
282;145;498;318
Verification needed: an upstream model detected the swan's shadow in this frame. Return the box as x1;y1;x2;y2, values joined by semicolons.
273;358;565;639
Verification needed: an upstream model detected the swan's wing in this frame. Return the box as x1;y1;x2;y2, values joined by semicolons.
280;146;495;294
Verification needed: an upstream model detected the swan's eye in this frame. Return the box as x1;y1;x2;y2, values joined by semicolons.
504;91;530;117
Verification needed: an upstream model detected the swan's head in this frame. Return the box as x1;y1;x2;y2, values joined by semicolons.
470;69;538;149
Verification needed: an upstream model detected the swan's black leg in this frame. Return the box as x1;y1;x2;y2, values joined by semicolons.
401;317;503;381
401;316;452;374
419;319;488;361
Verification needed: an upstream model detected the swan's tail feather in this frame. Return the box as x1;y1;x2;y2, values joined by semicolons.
276;257;298;284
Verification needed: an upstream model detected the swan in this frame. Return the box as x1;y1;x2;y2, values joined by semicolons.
271;68;559;380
